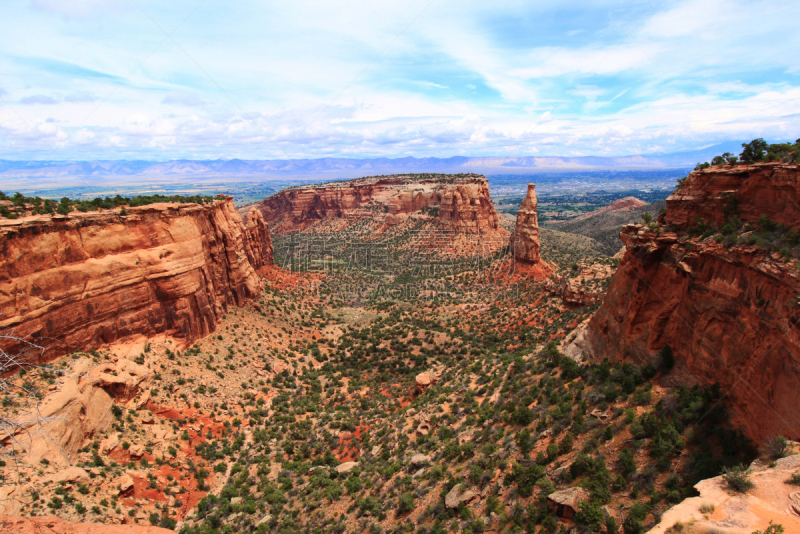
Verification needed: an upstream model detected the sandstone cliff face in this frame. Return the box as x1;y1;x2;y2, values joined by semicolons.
511;184;541;263
436;179;501;234
0;199;272;363
245;175;503;234
665;162;800;230
574;163;800;443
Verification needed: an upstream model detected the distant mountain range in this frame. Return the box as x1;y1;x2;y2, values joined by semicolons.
0;142;742;189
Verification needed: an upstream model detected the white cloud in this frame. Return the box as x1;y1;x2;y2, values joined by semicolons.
0;0;797;159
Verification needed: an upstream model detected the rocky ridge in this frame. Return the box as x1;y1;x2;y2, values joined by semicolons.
0;198;273;364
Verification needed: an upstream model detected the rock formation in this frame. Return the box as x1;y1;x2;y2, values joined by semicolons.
0;198;272;364
511;184;540;263
649;452;800;534
545;262;614;306
665;163;800;230
436;179;501;234
570;163;800;443
6;357;152;467
243;174;503;235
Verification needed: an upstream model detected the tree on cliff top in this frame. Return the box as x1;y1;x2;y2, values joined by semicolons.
740;138;769;163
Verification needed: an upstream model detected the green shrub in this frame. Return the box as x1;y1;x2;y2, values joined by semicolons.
722;464;754;493
397;492;415;514
762;435;789;461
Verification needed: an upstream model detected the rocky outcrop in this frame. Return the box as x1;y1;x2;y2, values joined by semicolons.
665;163;800;230
436;178;501;234
648;453;800;534
6;357;152;467
445;483;477;509
244;174;503;234
511;184;540;263
545;262;614;307
571;163;800;443
0;514;174;534
0;198;272;363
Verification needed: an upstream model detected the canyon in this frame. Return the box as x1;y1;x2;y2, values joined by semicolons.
572;162;800;443
0;198;273;364
2;165;800;534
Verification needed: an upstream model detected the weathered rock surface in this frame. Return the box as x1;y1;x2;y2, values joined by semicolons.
648;453;800;534
0;198;272;363
665;162;800;230
511;184;540;263
571;163;800;443
0;514;174;533
409;454;431;467
445;483;477;508
545;262;614;306
244;174;503;235
7;357;152;466
336;461;358;474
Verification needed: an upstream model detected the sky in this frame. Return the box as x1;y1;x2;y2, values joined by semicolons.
1;0;800;161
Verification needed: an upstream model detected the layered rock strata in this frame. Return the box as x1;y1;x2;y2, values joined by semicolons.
0;198;272;363
244;174;503;234
571;163;800;443
511;183;541;263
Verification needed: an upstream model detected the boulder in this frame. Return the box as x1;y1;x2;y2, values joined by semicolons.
118;474;134;496
410;454;431;467
445;483;477;509
47;467;90;485
7;357;151;467
336;461;358;474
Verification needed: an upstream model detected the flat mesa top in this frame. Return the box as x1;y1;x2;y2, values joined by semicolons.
282;173;488;192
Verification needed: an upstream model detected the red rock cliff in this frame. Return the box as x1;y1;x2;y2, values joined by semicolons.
244;174;502;234
665;162;800;230
0;198;272;363
575;163;800;443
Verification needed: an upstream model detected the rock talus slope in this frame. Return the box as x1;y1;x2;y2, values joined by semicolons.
572;163;800;443
0;198;273;363
511;183;541;263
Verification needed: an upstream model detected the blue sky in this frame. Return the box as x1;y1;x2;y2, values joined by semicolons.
1;0;799;160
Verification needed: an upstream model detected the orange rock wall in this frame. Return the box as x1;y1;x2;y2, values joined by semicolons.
665;163;800;230
247;175;502;234
0;199;272;363
581;163;800;443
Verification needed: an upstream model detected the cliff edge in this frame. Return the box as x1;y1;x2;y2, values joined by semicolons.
570;163;800;443
0;198;273;363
